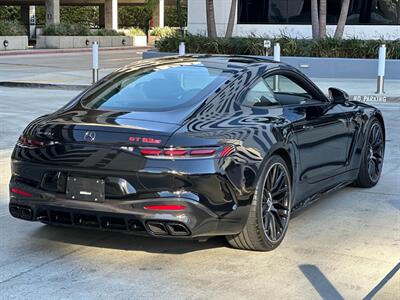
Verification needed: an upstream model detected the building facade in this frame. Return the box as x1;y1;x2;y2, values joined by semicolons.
188;0;400;39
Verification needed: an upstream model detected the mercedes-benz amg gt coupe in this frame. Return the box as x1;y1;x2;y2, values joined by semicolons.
9;55;385;251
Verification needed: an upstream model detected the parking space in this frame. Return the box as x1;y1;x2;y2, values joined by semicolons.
0;83;398;299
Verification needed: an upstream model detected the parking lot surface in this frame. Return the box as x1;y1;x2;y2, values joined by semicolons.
0;85;398;299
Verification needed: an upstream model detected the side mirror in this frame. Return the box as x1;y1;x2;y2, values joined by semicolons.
328;87;349;104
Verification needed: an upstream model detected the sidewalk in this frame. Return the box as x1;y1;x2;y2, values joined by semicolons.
1;69;399;100
0;46;150;56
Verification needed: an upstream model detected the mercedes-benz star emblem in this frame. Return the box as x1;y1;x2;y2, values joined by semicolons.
84;131;96;142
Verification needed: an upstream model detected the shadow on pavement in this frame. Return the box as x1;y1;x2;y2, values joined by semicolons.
31;224;228;254
299;264;345;300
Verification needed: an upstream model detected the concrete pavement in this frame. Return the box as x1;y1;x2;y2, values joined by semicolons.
0;87;399;299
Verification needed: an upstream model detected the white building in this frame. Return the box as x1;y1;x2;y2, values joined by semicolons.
188;0;400;40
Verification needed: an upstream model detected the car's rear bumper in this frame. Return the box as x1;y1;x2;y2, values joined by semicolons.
9;180;246;239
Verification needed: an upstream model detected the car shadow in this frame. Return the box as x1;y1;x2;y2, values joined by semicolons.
31;224;228;254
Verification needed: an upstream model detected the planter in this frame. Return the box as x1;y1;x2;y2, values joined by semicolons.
132;35;147;47
36;36;135;49
0;36;28;51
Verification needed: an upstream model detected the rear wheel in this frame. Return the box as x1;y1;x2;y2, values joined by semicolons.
353;118;384;188
226;155;292;251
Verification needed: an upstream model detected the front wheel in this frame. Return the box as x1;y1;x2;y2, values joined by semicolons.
353;118;385;188
226;155;292;251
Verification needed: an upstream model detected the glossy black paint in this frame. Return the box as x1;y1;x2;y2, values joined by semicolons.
9;55;385;238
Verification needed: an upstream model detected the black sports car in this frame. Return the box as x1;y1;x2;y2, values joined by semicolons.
9;55;385;251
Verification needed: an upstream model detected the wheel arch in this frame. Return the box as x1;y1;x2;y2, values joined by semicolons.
269;148;293;184
373;111;386;141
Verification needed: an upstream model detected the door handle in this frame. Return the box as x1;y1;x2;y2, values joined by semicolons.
302;125;314;130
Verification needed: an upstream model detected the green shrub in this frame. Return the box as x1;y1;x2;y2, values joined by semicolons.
123;27;146;36
42;23;91;36
119;6;152;29
149;26;176;37
0;20;26;36
156;34;400;59
60;6;99;27
165;5;187;27
0;6;20;22
42;24;124;36
94;28;123;36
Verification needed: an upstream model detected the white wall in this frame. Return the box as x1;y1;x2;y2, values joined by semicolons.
188;0;400;40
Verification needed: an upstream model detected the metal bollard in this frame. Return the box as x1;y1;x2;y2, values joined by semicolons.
376;44;386;94
179;42;186;56
273;43;281;92
92;41;99;84
264;40;271;56
273;43;281;62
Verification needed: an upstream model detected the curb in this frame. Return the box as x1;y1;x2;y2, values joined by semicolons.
0;46;151;56
0;81;89;90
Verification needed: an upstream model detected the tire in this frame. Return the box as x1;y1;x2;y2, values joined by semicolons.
226;155;292;251
353;118;385;188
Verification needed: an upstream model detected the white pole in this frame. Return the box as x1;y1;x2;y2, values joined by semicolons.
92;41;99;84
376;44;386;94
273;43;281;91
179;42;185;56
273;43;281;62
159;0;165;28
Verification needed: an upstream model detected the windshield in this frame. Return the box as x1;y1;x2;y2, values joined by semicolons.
81;63;233;112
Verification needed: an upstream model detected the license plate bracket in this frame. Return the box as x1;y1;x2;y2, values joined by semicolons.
66;176;105;202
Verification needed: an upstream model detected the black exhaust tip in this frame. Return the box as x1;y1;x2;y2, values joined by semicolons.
147;221;169;235
9;205;33;221
9;205;21;218
166;222;190;236
20;207;33;220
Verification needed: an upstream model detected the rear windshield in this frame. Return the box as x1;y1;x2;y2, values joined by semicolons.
80;63;232;112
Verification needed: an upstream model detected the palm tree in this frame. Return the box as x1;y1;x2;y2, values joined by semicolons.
334;0;351;39
319;0;327;38
206;0;217;38
311;0;319;39
176;0;184;31
225;0;237;38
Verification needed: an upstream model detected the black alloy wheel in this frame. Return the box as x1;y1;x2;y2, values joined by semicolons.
366;123;384;182
226;155;292;251
354;118;385;188
261;162;291;242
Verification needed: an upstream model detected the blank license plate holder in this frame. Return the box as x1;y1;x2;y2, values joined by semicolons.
66;176;105;202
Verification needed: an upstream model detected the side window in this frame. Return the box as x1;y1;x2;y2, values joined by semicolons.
265;75;313;105
243;79;279;107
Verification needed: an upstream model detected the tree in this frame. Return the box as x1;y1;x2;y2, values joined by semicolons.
206;0;217;38
311;0;319;39
225;0;237;37
334;0;350;39
176;0;184;31
319;0;327;38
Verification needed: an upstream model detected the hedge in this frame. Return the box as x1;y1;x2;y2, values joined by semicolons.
42;24;123;36
0;20;26;36
156;34;400;59
0;5;186;29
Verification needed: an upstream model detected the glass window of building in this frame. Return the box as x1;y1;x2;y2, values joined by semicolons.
238;0;400;25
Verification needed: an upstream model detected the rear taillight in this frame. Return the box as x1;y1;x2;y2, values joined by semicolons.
139;146;233;159
144;205;186;211
17;135;58;149
10;187;32;197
